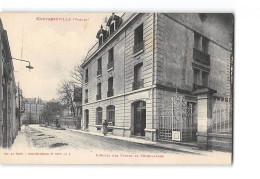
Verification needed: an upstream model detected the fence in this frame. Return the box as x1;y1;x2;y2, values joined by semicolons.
158;92;193;141
210;97;232;134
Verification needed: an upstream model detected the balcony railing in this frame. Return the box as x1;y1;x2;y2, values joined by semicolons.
84;98;88;103
96;94;101;100
132;79;144;90
133;41;144;54
193;48;210;66
193;83;207;90
97;69;102;76
107;89;114;97
107;61;114;70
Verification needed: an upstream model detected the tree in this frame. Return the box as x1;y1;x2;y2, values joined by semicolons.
41;101;64;126
57;60;83;117
70;61;83;87
57;80;77;117
26;112;33;124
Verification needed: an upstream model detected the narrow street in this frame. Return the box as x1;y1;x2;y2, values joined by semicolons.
5;124;232;165
19;124;185;154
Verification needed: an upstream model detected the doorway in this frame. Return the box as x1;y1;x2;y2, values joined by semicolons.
85;109;89;129
133;101;146;136
188;102;198;141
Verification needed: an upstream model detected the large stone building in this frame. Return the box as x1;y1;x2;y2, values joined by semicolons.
0;19;20;148
21;97;46;124
81;13;233;151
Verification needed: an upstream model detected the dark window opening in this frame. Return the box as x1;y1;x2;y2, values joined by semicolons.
202;71;209;87
193;68;200;85
107;48;114;70
97;83;102;100
85;69;88;83
99;35;103;46
96;107;102;125
97;58;102;76
193;68;210;90
202;37;209;54
110;22;115;35
133;24;144;54
133;63;144;90
107;105;115;126
85;89;88;103
107;77;114;97
194;32;201;50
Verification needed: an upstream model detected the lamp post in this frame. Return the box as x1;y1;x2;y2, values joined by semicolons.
13;58;34;130
12;58;34;70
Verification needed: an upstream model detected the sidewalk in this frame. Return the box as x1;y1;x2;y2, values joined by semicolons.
68;129;202;155
11;126;33;150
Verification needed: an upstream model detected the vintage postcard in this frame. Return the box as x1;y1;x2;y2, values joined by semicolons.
0;13;234;165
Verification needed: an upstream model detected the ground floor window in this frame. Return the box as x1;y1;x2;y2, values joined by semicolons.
106;105;115;126
96;107;102;125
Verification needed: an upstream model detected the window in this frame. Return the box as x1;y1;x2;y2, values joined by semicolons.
109;21;115;35
85;109;89;128
107;77;114;97
97;58;102;76
194;32;209;55
133;24;144;54
133;63;144;90
193;68;200;85
85;89;88;103
202;37;209;54
96;107;102;125
107;48;114;70
97;82;102;100
99;34;103;46
193;68;209;90
106;105;115;126
85;69;88;83
194;32;201;50
202;71;209;87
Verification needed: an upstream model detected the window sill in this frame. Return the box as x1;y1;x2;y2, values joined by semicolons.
132;49;144;58
97;74;102;78
107;66;114;72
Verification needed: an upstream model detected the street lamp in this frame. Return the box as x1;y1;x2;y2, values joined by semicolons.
12;58;34;70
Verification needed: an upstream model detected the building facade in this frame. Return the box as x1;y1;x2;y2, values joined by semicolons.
81;13;233;151
0;19;20;148
21;97;46;124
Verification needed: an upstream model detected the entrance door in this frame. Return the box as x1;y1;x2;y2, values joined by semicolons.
188;102;198;141
85;109;89;129
134;101;146;136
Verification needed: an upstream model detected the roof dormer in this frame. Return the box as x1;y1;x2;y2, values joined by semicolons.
106;13;122;35
96;25;109;46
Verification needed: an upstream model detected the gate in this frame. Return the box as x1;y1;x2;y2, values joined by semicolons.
210;97;232;134
158;92;193;141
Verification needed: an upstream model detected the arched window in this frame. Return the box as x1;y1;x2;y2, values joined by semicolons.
133;63;144;90
96;107;102;125
106;105;115;126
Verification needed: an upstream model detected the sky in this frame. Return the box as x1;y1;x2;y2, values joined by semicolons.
0;12;115;101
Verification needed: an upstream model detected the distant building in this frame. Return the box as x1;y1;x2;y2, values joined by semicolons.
81;13;233;151
21;97;46;124
0;19;20;148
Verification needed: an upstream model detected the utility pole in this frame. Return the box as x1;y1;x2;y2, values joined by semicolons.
17;82;21;131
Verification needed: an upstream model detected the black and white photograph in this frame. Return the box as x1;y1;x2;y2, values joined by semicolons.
0;12;234;165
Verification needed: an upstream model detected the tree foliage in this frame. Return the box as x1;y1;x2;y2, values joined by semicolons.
57;60;83;117
41;101;64;125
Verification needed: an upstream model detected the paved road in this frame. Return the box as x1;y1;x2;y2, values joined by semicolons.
8;125;232;164
24;124;183;154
